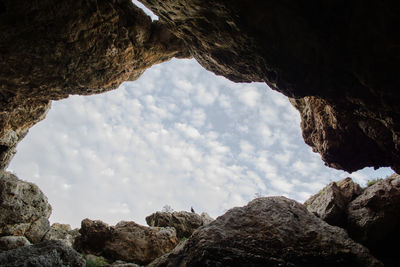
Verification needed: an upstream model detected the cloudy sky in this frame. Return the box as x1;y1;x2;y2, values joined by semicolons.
8;58;393;228
7;3;394;228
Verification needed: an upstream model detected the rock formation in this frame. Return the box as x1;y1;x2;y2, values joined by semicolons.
149;196;382;267
0;171;51;243
76;218;179;265
146;211;213;238
346;173;400;266
0;240;85;267
0;0;189;168
42;223;80;248
304;177;362;227
305;174;400;266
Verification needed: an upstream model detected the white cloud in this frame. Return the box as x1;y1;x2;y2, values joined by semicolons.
239;86;260;107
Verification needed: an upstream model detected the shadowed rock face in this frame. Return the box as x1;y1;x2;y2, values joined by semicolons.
148;197;382;267
0;0;189;168
139;0;400;172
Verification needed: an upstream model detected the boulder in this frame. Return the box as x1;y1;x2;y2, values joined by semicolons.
347;173;400;265
76;219;179;265
0;236;31;251
149;197;382;267
304;177;362;226
75;219;112;255
146;211;213;238
43;223;80;247
0;171;51;243
0;240;85;267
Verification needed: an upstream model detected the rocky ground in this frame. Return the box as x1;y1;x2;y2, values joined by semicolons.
1;171;399;266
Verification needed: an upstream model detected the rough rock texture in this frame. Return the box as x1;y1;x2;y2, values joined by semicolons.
0;100;50;169
304;177;362;226
346;173;400;266
76;219;179;265
149;197;382;267
0;0;189;168
146;211;213;238
0;171;51;243
0;236;31;251
0;240;85;267
139;0;400;172
43;223;80;248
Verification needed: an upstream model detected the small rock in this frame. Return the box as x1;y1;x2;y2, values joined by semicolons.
0;236;31;251
104;221;178;265
0;240;85;267
304;177;362;226
43;223;80;247
146;211;213;238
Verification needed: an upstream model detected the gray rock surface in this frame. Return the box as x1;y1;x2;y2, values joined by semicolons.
305;177;362;226
146;211;213;238
0;171;51;243
149;197;382;267
77;219;178;265
0;236;31;251
347;173;400;266
0;240;85;267
43;223;80;247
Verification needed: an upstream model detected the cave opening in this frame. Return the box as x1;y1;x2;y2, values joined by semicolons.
7;58;393;228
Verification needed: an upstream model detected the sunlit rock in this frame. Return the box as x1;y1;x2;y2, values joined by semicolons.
0;171;51;243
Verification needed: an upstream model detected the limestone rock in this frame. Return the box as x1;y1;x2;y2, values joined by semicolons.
149;197;382;267
304;177;362;226
0;171;51;243
347;173;400;265
140;0;400;172
77;219;179;265
146;211;213;238
0;240;85;267
0;236;31;251
43;223;80;247
104;221;178;265
75;219;113;255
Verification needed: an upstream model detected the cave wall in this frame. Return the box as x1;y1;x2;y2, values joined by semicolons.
0;0;399;172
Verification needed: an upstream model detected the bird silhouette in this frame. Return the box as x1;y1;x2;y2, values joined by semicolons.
191;207;195;213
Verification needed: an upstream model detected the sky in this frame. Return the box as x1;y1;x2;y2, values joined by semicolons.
7;2;394;228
